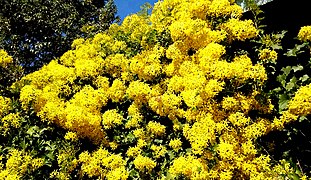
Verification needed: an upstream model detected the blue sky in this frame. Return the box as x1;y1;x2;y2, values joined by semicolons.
115;0;159;21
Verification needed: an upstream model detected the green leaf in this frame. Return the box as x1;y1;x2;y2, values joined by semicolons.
285;82;294;91
292;65;303;72
279;94;289;112
300;74;309;82
285;43;308;57
273;87;282;93
271;44;282;50
288;173;300;180
26;126;40;136
154;139;163;144
186;148;192;153
281;66;292;77
167;150;175;160
277;74;286;87
285;77;297;91
298;116;307;122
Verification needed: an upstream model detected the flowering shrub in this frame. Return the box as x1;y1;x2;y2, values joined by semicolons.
1;0;311;179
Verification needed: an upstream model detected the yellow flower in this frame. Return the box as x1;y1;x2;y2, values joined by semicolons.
222;18;259;41
31;158;44;170
221;97;239;111
109;79;126;102
133;128;145;139
183;114;216;155
169;154;208;179
95;76;110;90
150;145;167;159
298;25;311;41
0;49;13;68
64;131;79;141
126;146;142;158
219;170;233;180
147;121;166;136
228;112;251;127
0;113;22;135
241;140;257;155
106;166;129;180
259;49;278;62
71;38;85;49
217;142;235;160
109;141;119;150
126;81;151;103
102;109;124;129
19;85;41;110
208;0;242;18
243;119;269;139
133;155;156;172
288;84;311;116
125;114;143;129
169;138;182;151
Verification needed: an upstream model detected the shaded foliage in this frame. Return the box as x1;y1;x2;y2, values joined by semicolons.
0;0;118;73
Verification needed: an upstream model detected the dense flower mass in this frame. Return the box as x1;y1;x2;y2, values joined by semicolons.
0;149;44;180
7;0;311;179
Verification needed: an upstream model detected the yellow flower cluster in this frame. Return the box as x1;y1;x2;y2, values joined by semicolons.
151;145;167;159
52;147;79;180
270;83;311;130
169;154;209;179
288;83;311;116
0;113;22;135
129;45;164;80
147;121;166;136
0;49;13;68
78;148;128;179
133;155;156;172
126;80;151;104
208;0;243;18
169;138;182;151
183;114;217;155
109;79;126;102
64;131;79;141
0;96;11;117
259;48;278;62
125;103;144;128
0;149;44;180
298;25;311;42
102;109;124;129
222;18;259;41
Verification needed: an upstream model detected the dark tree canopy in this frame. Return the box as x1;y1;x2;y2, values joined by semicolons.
0;0;118;73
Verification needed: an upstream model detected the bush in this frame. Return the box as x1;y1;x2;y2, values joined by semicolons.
1;0;311;179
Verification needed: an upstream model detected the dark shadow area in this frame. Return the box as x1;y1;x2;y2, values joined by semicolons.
243;0;311;175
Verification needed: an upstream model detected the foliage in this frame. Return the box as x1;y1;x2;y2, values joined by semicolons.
0;0;118;73
1;0;311;179
235;0;273;10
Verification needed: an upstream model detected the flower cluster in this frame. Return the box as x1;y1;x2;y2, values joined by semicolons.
0;96;11;117
0;149;44;180
78;148;128;179
0;113;22;135
298;25;311;42
0;49;13;68
259;48;278;62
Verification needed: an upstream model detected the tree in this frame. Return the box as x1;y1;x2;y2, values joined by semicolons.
0;0;118;74
2;0;311;179
9;0;311;179
236;0;273;10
